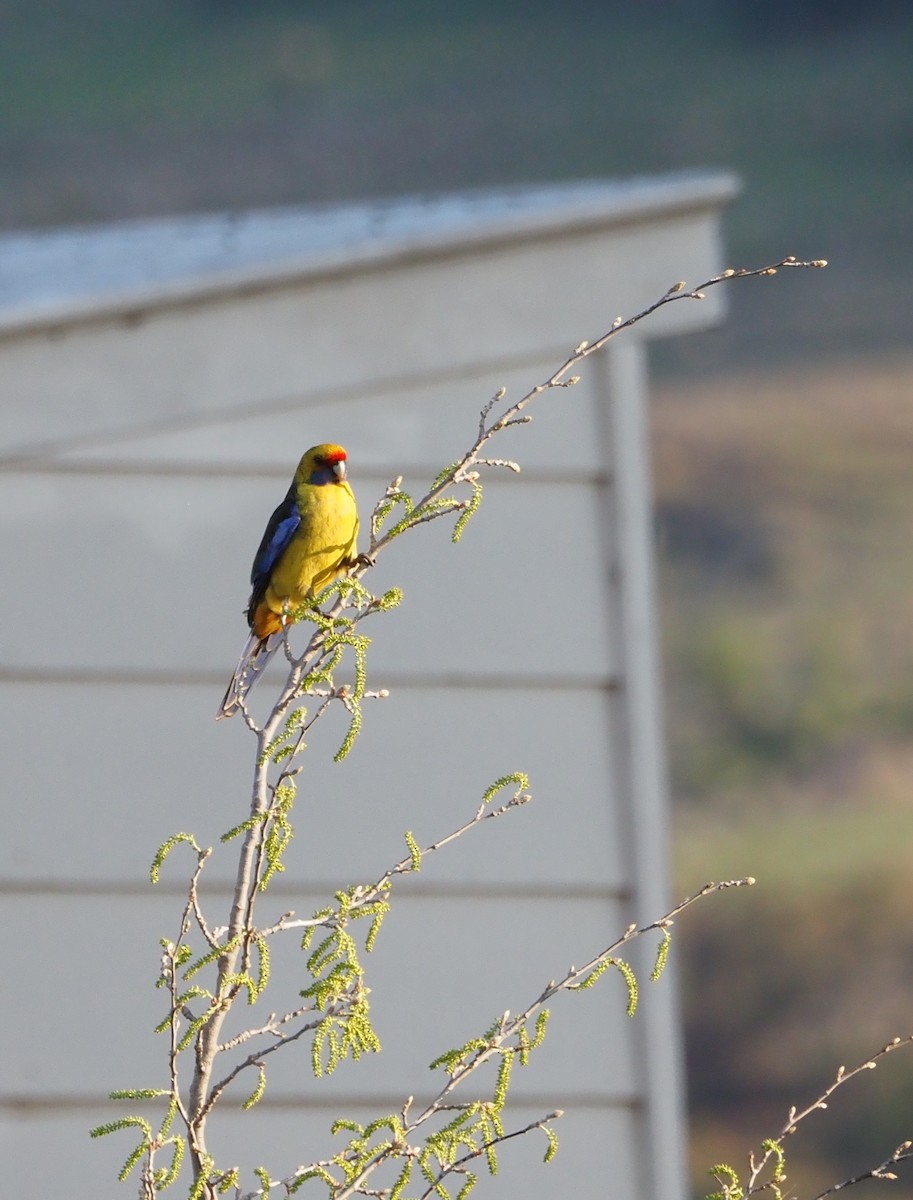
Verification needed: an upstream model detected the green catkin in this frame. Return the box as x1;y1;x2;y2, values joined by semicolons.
651;927;672;982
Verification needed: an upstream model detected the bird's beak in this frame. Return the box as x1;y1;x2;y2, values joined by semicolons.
331;459;347;481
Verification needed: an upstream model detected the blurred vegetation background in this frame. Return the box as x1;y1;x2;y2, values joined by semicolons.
4;0;913;1194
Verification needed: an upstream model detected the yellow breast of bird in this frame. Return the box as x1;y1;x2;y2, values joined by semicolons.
268;480;358;609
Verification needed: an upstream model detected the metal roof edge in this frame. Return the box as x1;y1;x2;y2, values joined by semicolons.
0;171;740;341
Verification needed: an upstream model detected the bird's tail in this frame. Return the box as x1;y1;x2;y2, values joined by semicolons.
215;631;282;720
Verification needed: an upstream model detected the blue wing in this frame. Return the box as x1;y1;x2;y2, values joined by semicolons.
220;479;304;717
246;483;300;625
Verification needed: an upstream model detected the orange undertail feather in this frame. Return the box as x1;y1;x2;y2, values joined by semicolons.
250;604;285;640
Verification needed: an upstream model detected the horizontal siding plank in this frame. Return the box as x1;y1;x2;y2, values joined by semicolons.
42;357;608;476
1;1100;642;1200
0;893;641;1100
0;474;617;678
0;683;629;889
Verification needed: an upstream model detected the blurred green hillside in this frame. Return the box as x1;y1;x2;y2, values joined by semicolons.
4;1;913;1194
2;0;912;364
655;354;913;1198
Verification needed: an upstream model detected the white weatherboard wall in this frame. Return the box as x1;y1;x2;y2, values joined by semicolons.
0;174;737;1199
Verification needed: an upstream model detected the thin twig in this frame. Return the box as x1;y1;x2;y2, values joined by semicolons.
415;1113;563;1200
258;790;531;939
738;1036;913;1200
